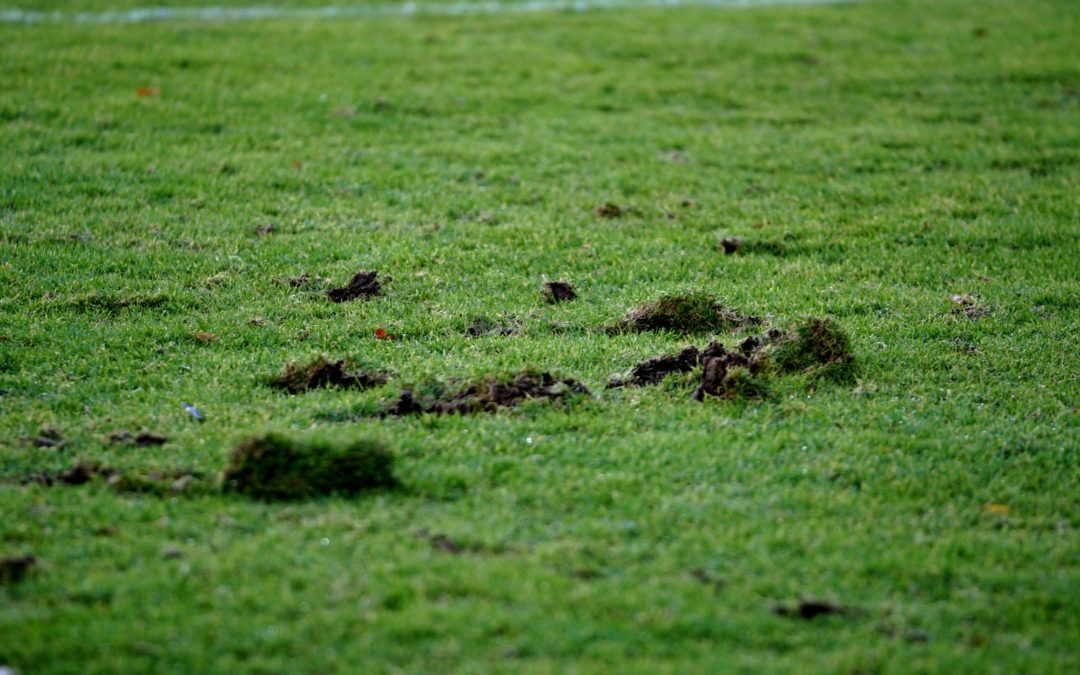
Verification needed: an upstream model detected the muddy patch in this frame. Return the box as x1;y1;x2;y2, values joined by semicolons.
221;433;397;500
326;269;382;302
694;347;768;401
541;280;577;304
384;370;590;417
26;463;202;495
268;357;388;394
609;292;758;335
595;202;625;219
108;431;168;447
0;555;36;585
774;599;852;620
29;427;63;449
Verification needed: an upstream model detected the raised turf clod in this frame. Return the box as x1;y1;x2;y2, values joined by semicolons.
221;434;398;500
268;357;388;394
610;291;757;334
385;369;590;416
326;269;382;302
769;317;855;382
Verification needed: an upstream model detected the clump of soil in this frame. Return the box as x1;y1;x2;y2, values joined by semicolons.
768;317;855;382
608;346;701;388
326;269;382;302
774;599;851;620
221;434;398;500
466;315;521;337
718;236;788;256
30;462;114;487
595;203;625;218
693;344;768;401
610;292;758;334
950;293;990;320
0;554;36;585
29;427;63;449
385;370;590;417
108;431;168;447
541;280;577;304
268;357;387;394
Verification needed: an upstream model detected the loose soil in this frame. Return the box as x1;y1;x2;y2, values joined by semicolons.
541;280;577;304
326;269;382;302
385;370;590;416
268;357;388;394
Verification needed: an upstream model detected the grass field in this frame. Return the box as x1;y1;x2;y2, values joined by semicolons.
1;0;1079;672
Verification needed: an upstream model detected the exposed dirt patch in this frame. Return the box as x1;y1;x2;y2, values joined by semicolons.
108;431;168;447
268;357;388;394
774;599;851;620
29;427;63;449
542;280;577;304
694;348;767;401
719;236;789;256
609;292;758;334
608;346;701;388
385;370;590;417
326;269;382;302
950;293;990;320
221;433;397;500
595;203;625;219
466;315;521;337
0;554;36;585
29;462;114;487
25;463;200;495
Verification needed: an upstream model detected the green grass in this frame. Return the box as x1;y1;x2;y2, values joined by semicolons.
1;0;1078;671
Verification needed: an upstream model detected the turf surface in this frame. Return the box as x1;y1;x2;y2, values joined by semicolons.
1;0;1078;672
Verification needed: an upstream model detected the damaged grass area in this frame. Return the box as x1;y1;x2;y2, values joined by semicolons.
220;433;398;500
608;291;758;334
267;357;388;394
610;317;856;402
326;269;383;302
385;369;590;416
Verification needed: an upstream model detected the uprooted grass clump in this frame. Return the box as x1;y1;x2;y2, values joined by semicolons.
221;433;398;500
541;280;577;304
610;317;855;401
385;369;590;416
268;357;388;394
768;317;856;382
609;291;757;334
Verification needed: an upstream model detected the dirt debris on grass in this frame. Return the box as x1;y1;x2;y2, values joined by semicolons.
385;370;590;417
108;431;168;447
268;357;388;394
595;202;625;219
26;462;202;495
950;293;990;320
609;292;759;335
541;280;577;304
326;269;382;302
0;555;36;585
466;315;521;337
773;599;852;620
718;236;788;256
608;346;701;388
29;427;63;449
609;317;855;400
283;273;330;290
221;433;397;500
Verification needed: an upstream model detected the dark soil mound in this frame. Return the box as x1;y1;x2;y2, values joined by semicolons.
326;269;382;302
541;280;577;304
108;431;168;446
774;599;851;620
609;346;701;388
0;555;36;585
385;370;590;416
269;357;387;394
221;434;397;500
769;318;855;382
610;292;757;334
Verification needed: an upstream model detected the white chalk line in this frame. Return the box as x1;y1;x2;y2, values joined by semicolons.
0;0;857;25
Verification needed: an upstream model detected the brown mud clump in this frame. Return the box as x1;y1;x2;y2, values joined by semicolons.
609;346;701;388
108;431;168;446
774;599;851;620
221;433;397;500
719;237;743;254
693;344;768;401
269;357;387;394
327;269;382;302
385;370;590;416
595;203;625;219
30;462;115;487
541;280;577;304
0;554;36;585
610;292;758;335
